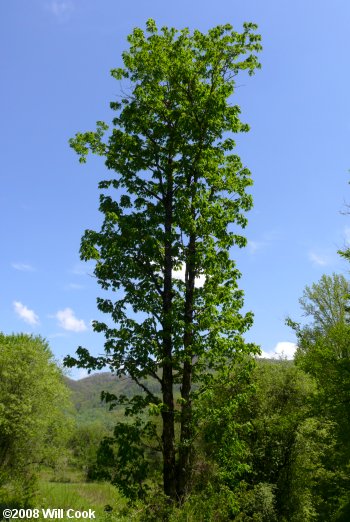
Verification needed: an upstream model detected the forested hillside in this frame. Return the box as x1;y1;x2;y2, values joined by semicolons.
65;372;161;426
64;373;133;426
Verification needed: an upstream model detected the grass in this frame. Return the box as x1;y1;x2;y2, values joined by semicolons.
0;481;140;522
35;481;132;521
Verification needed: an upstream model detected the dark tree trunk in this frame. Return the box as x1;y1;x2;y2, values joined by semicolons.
177;359;193;500
162;177;176;500
177;232;196;500
162;361;176;499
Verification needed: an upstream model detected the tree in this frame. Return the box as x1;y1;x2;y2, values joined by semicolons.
69;421;109;479
298;273;350;332
288;275;350;519
288;274;350;417
246;361;320;521
0;333;72;503
65;19;261;503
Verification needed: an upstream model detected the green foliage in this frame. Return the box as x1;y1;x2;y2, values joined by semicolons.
88;417;162;502
298;273;350;331
66;19;261;500
192;359;327;520
287;417;338;521
169;483;239;521
195;358;255;490
0;333;73;505
288;273;350;520
234;482;278;521
238;361;319;520
68;422;109;480
291;274;350;438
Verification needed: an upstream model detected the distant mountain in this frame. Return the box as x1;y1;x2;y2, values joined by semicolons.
63;372;157;427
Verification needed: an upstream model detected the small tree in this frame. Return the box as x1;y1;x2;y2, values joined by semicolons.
0;333;72;503
298;273;350;332
66;19;261;502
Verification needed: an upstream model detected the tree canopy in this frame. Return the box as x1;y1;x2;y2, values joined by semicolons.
298;273;350;331
66;19;261;502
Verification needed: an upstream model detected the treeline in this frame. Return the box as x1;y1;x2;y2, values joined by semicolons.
1;274;349;521
87;277;350;520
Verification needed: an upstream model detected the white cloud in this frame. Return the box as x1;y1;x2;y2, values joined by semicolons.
13;301;39;326
274;341;298;359
63;367;89;380
47;0;74;18
55;308;87;332
12;263;35;272
258;341;297;360
308;251;329;266
258;350;272;358
172;265;205;288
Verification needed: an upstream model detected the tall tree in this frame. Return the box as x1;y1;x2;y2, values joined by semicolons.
65;19;261;502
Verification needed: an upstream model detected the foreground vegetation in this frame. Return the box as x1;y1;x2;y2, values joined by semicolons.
1;273;350;520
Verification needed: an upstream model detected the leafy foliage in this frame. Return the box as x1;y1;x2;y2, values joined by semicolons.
288;273;350;520
0;333;73;505
66;19;261;501
166;359;326;521
298;273;350;331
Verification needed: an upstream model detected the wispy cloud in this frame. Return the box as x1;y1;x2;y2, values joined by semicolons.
48;332;68;339
247;230;280;255
248;240;266;254
12;263;35;272
55;308;87;332
13;301;39;326
64;367;90;380
70;261;95;277
65;283;85;290
258;341;297;360
343;227;350;245
46;0;74;19
308;251;329;266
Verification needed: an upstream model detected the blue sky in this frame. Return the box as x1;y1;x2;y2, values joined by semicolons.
2;0;350;377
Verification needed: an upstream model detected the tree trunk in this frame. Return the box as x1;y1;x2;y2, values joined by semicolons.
177;359;193;500
162;176;176;500
177;232;196;500
162;362;176;499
